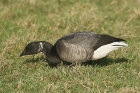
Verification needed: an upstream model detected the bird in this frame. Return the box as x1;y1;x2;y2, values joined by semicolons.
20;32;128;66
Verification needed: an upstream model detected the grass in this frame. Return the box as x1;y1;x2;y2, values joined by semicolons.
0;0;140;92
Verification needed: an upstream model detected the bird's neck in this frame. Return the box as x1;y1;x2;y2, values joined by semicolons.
41;42;62;65
41;42;53;56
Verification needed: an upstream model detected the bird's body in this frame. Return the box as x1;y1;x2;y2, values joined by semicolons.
20;32;128;66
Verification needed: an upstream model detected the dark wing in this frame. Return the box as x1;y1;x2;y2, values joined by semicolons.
54;32;101;63
93;34;126;50
57;32;101;47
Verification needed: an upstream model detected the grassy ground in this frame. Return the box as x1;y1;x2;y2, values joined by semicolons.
0;0;140;92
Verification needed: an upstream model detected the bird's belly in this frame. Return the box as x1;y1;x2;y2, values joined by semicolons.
58;45;93;63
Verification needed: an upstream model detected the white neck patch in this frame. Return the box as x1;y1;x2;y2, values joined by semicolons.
38;42;43;52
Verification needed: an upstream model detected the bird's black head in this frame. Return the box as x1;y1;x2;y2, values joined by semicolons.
20;41;45;57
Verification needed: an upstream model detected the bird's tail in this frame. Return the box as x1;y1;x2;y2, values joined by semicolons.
111;41;128;47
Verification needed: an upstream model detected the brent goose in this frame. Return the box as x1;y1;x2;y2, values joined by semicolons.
20;32;128;66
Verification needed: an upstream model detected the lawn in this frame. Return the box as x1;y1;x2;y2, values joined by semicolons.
0;0;140;93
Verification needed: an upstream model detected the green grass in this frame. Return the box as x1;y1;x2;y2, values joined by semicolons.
0;0;140;92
